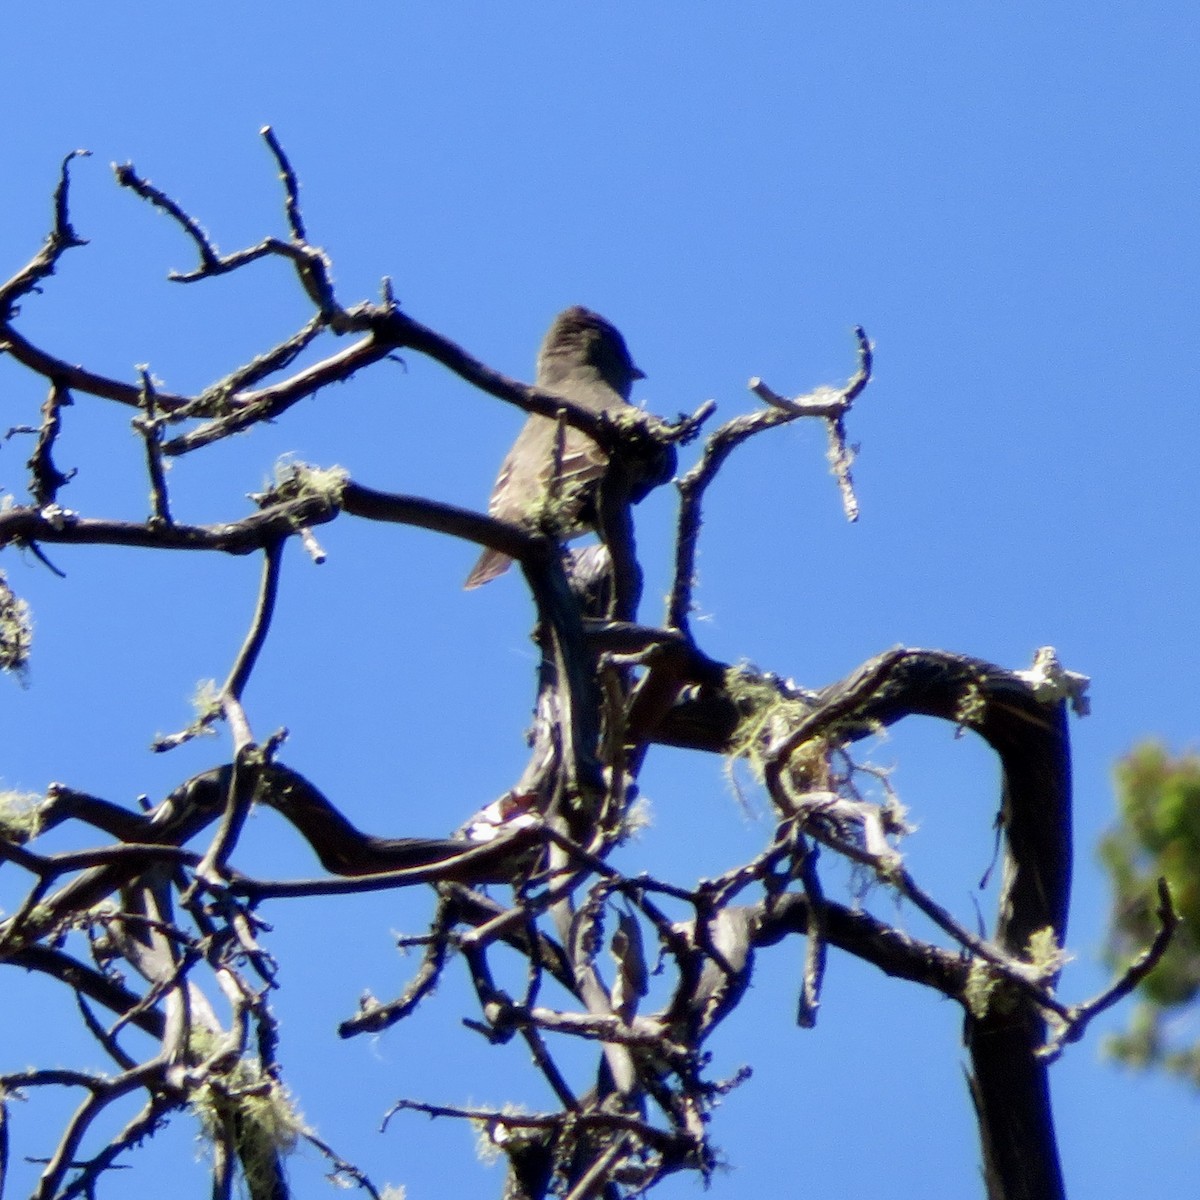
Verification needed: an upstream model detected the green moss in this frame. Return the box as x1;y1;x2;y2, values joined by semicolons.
260;457;349;509
722;666;813;781
0;790;42;843
1026;926;1067;978
954;679;987;729
191;1058;307;1192
190;679;223;725
0;571;32;675
962;961;1017;1020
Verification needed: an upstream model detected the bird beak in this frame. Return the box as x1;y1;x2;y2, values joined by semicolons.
632;365;647;381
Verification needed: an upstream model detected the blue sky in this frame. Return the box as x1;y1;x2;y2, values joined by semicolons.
1;4;1197;1197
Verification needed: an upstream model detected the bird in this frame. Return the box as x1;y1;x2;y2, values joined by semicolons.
464;305;653;589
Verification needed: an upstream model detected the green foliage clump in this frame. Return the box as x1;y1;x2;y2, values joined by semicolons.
261;458;349;510
192;1056;306;1196
1099;741;1200;1083
0;571;32;675
0;790;42;843
722;666;813;782
962;961;1021;1021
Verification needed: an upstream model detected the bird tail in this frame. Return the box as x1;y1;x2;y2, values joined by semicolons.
464;547;513;589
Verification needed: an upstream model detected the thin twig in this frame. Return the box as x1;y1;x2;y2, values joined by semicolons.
55;1094;176;1200
26;381;75;506
73;994;138;1072
302;1130;383;1200
169;312;328;425
339;900;456;1037
779;783;1072;1021
381;1098;690;1155
30;1059;166;1200
113;162;220;271
223;539;284;706
134;368;173;525
190;752;261;891
668;327;871;634
793;834;826;1028
0;489;340;558
261;125;307;243
1039;877;1178;1062
0;150;90;315
563;1132;631;1200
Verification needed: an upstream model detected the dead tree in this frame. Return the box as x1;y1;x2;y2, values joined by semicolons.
0;133;1172;1200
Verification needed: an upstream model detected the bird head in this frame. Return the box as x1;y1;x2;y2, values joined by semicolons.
537;305;645;401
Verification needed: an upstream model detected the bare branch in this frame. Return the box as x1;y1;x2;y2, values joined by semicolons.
24;381;76;506
133;368;173;525
261;126;307;243
0;150;90;317
668;326;871;634
0;492;339;558
223;540;284;707
1040;877;1178;1062
0;137;1102;1200
113;161;222;272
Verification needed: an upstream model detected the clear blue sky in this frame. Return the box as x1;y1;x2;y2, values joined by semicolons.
1;4;1197;1197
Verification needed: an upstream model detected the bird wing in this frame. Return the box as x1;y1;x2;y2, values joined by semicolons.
487;419;608;525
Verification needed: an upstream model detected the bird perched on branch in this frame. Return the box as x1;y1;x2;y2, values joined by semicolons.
464;305;666;589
